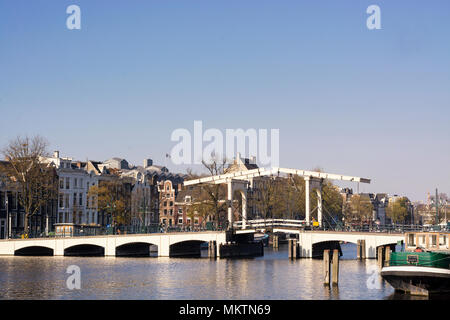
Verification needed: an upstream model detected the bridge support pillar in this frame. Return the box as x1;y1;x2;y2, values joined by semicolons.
159;236;170;257
227;181;233;230
316;184;323;229
106;238;116;256
241;189;247;230
305;177;310;226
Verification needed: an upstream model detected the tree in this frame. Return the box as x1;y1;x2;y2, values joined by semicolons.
185;157;229;228
88;179;131;227
386;197;409;224
344;194;374;225
0;135;58;235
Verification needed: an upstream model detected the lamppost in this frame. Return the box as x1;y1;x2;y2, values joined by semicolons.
6;193;10;239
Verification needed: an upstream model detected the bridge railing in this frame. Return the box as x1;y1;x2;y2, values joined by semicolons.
8;224;227;240
233;220;433;234
233;219;306;229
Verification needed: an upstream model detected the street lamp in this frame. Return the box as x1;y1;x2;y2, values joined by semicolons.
5;193;10;239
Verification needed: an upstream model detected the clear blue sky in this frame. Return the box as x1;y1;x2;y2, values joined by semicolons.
1;0;449;201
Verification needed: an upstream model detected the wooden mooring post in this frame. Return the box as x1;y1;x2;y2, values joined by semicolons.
357;240;361;260
377;246;384;268
323;249;331;286
332;249;339;286
384;246;391;267
288;239;297;259
361;240;366;259
208;241;217;259
273;235;279;249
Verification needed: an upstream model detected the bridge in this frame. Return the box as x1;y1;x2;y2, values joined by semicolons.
0;231;227;257
234;219;404;258
273;228;403;258
184;166;370;229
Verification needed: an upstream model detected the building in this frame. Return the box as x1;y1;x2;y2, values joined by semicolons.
0;160;58;238
41;151;99;226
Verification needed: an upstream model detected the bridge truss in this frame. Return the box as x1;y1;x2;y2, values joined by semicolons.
184;167;370;229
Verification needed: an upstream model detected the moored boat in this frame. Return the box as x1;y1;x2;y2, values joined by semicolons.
381;231;450;296
254;233;269;247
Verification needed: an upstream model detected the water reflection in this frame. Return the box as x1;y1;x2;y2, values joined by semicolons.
0;243;429;300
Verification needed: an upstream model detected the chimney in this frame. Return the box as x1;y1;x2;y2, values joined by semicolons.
54;151;60;158
144;158;153;168
250;156;256;164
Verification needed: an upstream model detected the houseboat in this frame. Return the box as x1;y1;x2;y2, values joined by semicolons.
381;231;450;296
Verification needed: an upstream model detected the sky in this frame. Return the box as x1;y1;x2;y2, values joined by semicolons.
0;0;449;201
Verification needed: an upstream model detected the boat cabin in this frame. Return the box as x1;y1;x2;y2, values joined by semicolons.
405;231;450;252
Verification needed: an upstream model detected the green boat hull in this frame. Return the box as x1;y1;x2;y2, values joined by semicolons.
381;251;450;296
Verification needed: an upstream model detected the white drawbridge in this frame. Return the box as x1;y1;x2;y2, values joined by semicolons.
184;167;370;229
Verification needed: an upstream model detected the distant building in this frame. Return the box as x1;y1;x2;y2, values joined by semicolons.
0;160;58;238
41;151;99;226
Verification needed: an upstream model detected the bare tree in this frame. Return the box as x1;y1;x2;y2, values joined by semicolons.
1;136;58;235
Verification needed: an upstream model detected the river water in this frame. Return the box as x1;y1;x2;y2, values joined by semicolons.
0;243;425;300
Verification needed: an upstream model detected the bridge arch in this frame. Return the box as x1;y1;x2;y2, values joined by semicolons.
15;246;54;256
311;240;344;259
116;242;158;257
64;244;105;256
169;240;208;257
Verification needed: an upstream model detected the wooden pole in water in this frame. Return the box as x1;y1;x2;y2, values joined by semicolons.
273;235;279;249
323;249;331;285
361;240;366;259
288;239;293;259
384;246;391;267
208;241;217;259
332;249;339;286
357;240;361;260
377;246;384;268
293;239;298;259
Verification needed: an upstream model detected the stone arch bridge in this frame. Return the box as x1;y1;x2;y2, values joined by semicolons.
273;228;404;258
0;231;227;257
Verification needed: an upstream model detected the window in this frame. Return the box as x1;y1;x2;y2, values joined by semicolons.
431;235;437;246
169;201;173;207
74;178;78;188
80;179;83;188
178;208;183;214
73;193;77;205
164;209;167;215
169;209;173;215
65;194;70;208
59;179;64;189
194;218;199;225
164;201;167;207
178;218;183;224
79;193;83;206
439;235;447;246
59;194;64;208
407;234;415;247
58;212;63;223
419;235;426;246
66;178;70;189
